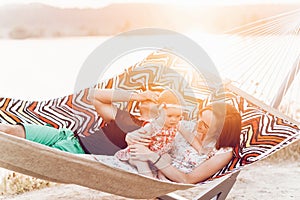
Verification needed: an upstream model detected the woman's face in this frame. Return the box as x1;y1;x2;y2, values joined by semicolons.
196;110;216;143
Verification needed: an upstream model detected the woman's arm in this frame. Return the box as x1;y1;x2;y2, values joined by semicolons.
129;144;233;184
158;151;232;184
178;121;202;153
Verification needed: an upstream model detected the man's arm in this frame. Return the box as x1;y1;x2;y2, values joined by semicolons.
92;89;135;122
92;89;158;122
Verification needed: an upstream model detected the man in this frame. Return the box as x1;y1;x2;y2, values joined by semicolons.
0;87;161;155
79;88;161;154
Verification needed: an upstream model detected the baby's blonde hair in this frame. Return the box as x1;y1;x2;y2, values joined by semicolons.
158;89;185;109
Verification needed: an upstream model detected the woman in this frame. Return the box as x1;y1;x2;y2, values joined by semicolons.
128;102;242;184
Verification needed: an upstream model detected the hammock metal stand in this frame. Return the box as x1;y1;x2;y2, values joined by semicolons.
159;171;240;200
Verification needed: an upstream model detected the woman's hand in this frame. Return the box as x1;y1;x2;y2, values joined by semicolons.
128;144;157;162
125;129;151;145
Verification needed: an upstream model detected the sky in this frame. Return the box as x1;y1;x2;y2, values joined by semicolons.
0;0;299;8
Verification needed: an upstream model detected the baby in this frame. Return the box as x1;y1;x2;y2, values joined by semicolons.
115;89;185;177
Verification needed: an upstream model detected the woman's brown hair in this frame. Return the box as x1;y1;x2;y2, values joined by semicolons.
199;102;241;150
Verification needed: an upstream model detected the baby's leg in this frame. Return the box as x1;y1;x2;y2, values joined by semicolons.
129;159;154;178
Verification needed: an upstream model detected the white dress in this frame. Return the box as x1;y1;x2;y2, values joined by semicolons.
170;133;208;173
170;121;233;173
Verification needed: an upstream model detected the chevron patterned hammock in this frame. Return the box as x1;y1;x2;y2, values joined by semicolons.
0;51;299;199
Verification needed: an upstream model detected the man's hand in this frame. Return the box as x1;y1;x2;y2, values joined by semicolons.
125;129;151;145
128;144;157;162
131;91;159;103
129;144;173;170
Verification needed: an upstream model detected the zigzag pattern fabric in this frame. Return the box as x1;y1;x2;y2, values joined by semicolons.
207;90;299;178
0;51;299;180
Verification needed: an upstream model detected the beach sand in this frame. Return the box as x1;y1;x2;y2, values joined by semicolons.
0;141;299;200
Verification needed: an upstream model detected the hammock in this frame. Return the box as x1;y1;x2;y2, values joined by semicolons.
0;50;299;199
1;9;300;199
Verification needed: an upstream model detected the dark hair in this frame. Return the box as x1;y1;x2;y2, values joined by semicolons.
199;102;241;150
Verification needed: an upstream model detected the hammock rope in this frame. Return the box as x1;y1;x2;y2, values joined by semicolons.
271;55;300;109
208;9;300;120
